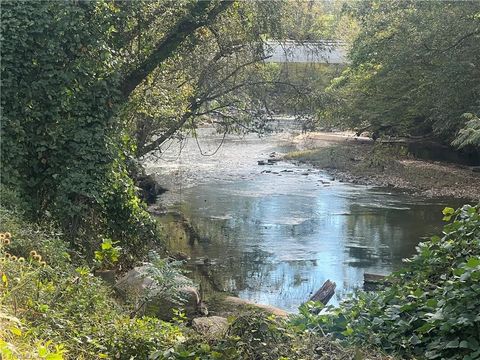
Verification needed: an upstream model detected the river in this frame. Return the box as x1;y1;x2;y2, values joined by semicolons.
145;128;460;312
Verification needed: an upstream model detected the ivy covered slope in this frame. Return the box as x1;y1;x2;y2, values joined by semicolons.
294;204;480;360
0;1;163;259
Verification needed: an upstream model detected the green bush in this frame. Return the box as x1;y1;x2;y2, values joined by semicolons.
103;317;185;360
0;210;185;360
293;204;480;359
0;207;71;268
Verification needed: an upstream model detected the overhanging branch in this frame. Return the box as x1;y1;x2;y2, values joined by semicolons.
121;0;232;98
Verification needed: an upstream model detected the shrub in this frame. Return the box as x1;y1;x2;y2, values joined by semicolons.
0;211;186;359
0;208;71;267
293;204;480;359
167;311;390;360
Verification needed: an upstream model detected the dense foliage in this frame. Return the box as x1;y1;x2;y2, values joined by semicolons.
293;204;480;359
0;208;185;359
321;1;480;148
0;0;242;257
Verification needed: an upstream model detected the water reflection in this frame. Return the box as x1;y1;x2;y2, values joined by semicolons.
159;167;461;312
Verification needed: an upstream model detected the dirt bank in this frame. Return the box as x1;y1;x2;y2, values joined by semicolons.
285;132;480;201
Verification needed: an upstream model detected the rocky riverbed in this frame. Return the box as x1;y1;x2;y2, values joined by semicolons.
286;132;480;201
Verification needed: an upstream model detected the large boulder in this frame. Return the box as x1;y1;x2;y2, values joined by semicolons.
192;316;229;339
115;266;200;320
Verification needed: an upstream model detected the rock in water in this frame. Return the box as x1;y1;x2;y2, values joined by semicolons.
192;316;229;338
137;173;166;204
115;266;200;320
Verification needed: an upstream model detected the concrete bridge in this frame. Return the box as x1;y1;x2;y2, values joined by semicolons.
264;40;347;64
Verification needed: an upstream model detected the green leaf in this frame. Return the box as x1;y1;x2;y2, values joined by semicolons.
445;339;459;348
442;207;455;216
101;241;112;250
342;327;354;336
9;327;22;336
466;257;480;268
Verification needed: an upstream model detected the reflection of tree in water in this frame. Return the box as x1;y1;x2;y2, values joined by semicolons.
163;209;320;304
225;250;276;292
161;180;459;310
164;205;280;295
344;203;446;269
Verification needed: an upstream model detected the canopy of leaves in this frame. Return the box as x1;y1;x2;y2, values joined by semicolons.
321;1;480;148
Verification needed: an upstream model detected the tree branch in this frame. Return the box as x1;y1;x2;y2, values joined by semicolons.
136;99;199;157
424;29;479;54
121;0;232;98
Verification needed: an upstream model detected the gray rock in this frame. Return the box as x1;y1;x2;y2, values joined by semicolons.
192;316;229;338
222;296;289;317
267;158;280;164
115;266;200;320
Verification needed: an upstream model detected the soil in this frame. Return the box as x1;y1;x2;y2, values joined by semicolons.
285;132;480;201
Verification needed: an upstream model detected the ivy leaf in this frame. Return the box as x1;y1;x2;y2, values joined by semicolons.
465;257;480;268
442;207;455;216
445;339;459;348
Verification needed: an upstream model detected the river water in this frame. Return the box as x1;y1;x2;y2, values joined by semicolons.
145;129;460;312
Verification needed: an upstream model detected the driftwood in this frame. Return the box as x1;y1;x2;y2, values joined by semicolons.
364;273;387;283
363;273;389;291
309;279;336;305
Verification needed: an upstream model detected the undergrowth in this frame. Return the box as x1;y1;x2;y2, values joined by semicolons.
293;204;480;360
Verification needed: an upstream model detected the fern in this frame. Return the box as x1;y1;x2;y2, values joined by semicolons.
141;251;193;305
452;113;480;149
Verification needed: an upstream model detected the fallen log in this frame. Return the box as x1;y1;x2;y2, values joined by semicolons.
364;273;387;283
310;279;336;305
363;273;390;291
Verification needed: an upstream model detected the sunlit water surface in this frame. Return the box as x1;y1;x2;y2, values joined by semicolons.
146;129;460;312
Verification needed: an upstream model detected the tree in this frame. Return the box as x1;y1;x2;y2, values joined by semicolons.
125;1;344;158
321;0;480;148
1;0;233;254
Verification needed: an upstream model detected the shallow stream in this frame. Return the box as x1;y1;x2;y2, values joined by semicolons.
145;129;460;312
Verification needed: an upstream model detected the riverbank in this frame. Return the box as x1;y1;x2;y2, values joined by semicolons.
285;132;480;201
1;205;393;360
